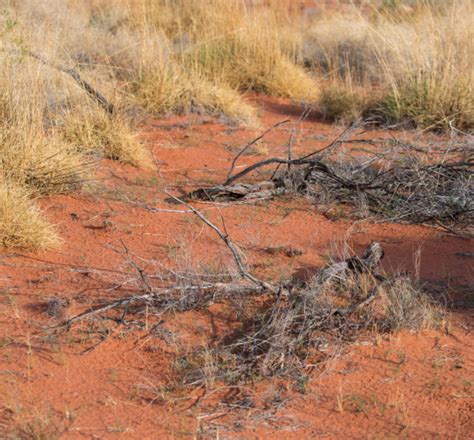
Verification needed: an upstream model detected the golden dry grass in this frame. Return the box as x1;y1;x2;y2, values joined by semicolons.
129;61;259;125
0;0;472;249
304;0;474;130
0;128;90;195
0;181;58;249
122;0;317;117
60;109;152;167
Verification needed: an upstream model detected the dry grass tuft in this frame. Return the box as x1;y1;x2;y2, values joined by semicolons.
187;21;317;101
132;0;318;101
175;268;444;385
0;129;90;196
380;276;443;331
60;109;152;167
304;0;474;130
0;181;58;250
318;84;367;123
130;62;258;125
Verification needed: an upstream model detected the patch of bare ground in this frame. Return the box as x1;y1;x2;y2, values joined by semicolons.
1;97;472;439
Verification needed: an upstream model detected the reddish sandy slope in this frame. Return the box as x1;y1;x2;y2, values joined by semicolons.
0;96;473;439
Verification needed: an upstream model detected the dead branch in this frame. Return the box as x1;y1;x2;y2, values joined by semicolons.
53;194;277;329
26;50;114;114
177;130;472;232
315;241;385;286
165;192;277;293
196;242;443;379
183;181;284;202
52;283;261;329
226;119;290;182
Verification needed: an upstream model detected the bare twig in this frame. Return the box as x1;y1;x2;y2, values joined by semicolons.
52;282;261;329
181;130;472;231
25;50;114;114
165;192;277;293
120;240;154;293
225;119;290;184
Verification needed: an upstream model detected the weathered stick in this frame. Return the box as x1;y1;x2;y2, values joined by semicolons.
226;119;290;183
166;192;277;293
52;283;261;329
26;51;114;114
184;181;283;202
316;242;385;286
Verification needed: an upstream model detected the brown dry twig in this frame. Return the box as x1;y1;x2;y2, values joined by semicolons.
178;124;472;233
51;197;276;330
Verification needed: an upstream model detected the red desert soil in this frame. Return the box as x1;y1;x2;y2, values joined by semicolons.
0;96;473;439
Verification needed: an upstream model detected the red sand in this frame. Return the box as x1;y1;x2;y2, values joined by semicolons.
0;96;472;439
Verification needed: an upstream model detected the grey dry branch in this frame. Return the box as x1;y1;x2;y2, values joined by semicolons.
52;283;260;330
227;242;388;377
180;243;444;382
181;125;473;233
226;119;290;182
166;192;277;293
24;50;115;115
53;200;274;330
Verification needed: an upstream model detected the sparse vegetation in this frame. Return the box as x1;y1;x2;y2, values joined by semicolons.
4;405;66;440
304;0;474;130
178;265;443;384
0;181;58;249
0;0;319;249
184;126;473;233
0;2;471;435
318;84;368;123
60;109;152;167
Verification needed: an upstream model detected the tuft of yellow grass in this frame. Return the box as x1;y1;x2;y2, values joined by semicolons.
318;83;368;123
0;181;58;250
128;0;318;102
184;3;318;101
129;60;259;125
0;128;90;196
376;2;474;130
304;0;473;130
60;109;152;167
380;276;444;331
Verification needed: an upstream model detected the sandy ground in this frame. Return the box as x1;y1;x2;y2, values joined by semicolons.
0;96;473;439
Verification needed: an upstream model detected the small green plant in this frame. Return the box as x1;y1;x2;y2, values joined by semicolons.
293;375;309;394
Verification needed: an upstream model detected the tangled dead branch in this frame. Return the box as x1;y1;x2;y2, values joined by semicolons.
179;243;444;383
23;50;115;114
49;226;443;385
54;200;274;330
48;188;446;383
179;123;473;233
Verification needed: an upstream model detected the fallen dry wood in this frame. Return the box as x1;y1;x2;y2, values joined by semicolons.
226;119;290;182
180;181;284;202
52;282;262;329
166;192;277;293
54;196;276;329
314;241;385;286
26;50;114;114
54;241;384;330
175;126;473;232
207;242;392;377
